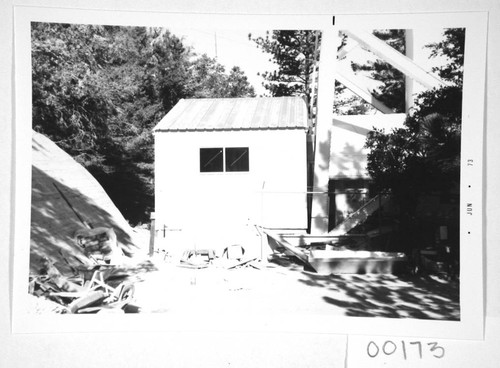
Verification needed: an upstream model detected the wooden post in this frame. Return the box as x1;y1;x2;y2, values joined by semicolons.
149;212;156;257
309;31;320;120
310;27;338;235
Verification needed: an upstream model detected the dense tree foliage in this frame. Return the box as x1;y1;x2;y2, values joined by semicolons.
426;28;465;87
350;29;406;113
349;28;465;115
365;28;465;240
365;98;461;207
249;31;319;110
32;23;255;224
187;55;255;98
250;30;389;116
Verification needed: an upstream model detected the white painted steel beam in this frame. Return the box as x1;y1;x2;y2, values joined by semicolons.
405;29;415;112
337;39;359;60
335;69;394;114
344;29;448;90
311;28;338;235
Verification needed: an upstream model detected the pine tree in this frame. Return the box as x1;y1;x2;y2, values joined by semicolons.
32;23;256;224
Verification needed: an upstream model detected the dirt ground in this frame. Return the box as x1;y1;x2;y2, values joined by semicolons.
129;255;460;321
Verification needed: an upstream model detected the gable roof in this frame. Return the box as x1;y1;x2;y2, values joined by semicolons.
153;96;309;132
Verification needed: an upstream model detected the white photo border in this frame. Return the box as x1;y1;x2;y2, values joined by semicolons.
12;6;487;339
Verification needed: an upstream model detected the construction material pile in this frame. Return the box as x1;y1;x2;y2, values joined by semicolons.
29;258;138;314
28;131;150;312
175;244;260;270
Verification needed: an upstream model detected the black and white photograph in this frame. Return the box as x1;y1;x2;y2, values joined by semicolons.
10;8;487;340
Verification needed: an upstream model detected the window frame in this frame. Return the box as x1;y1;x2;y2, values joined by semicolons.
199;146;250;173
225;147;249;172
199;147;224;173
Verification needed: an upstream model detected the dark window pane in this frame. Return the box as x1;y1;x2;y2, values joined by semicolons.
225;147;249;172
200;148;223;172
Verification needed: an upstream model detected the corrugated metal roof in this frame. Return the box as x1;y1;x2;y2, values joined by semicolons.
153;96;309;132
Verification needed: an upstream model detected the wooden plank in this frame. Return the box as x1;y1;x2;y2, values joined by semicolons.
49;291;89;298
280;233;367;246
309;31;320;119
69;290;107;314
226;258;258;270
262;229;309;264
149;212;156;257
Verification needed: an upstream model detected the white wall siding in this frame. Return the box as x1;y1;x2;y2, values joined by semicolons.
154;129;308;254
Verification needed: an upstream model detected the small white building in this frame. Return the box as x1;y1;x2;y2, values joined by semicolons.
153;96;309;256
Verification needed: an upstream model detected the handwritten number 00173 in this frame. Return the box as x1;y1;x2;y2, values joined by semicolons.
367;340;445;359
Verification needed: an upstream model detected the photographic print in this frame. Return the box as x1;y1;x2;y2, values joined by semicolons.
13;9;486;337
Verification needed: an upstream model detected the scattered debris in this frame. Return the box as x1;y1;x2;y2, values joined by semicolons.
74;226;124;265
26;293;69;314
175;245;262;272
179;249;216;268
29;260;138;314
222;244;245;260
226;258;258;270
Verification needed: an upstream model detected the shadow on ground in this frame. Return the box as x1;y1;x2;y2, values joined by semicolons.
297;271;460;320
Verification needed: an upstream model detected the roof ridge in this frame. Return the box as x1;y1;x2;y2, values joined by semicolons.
154;96;308;132
182;96;303;101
